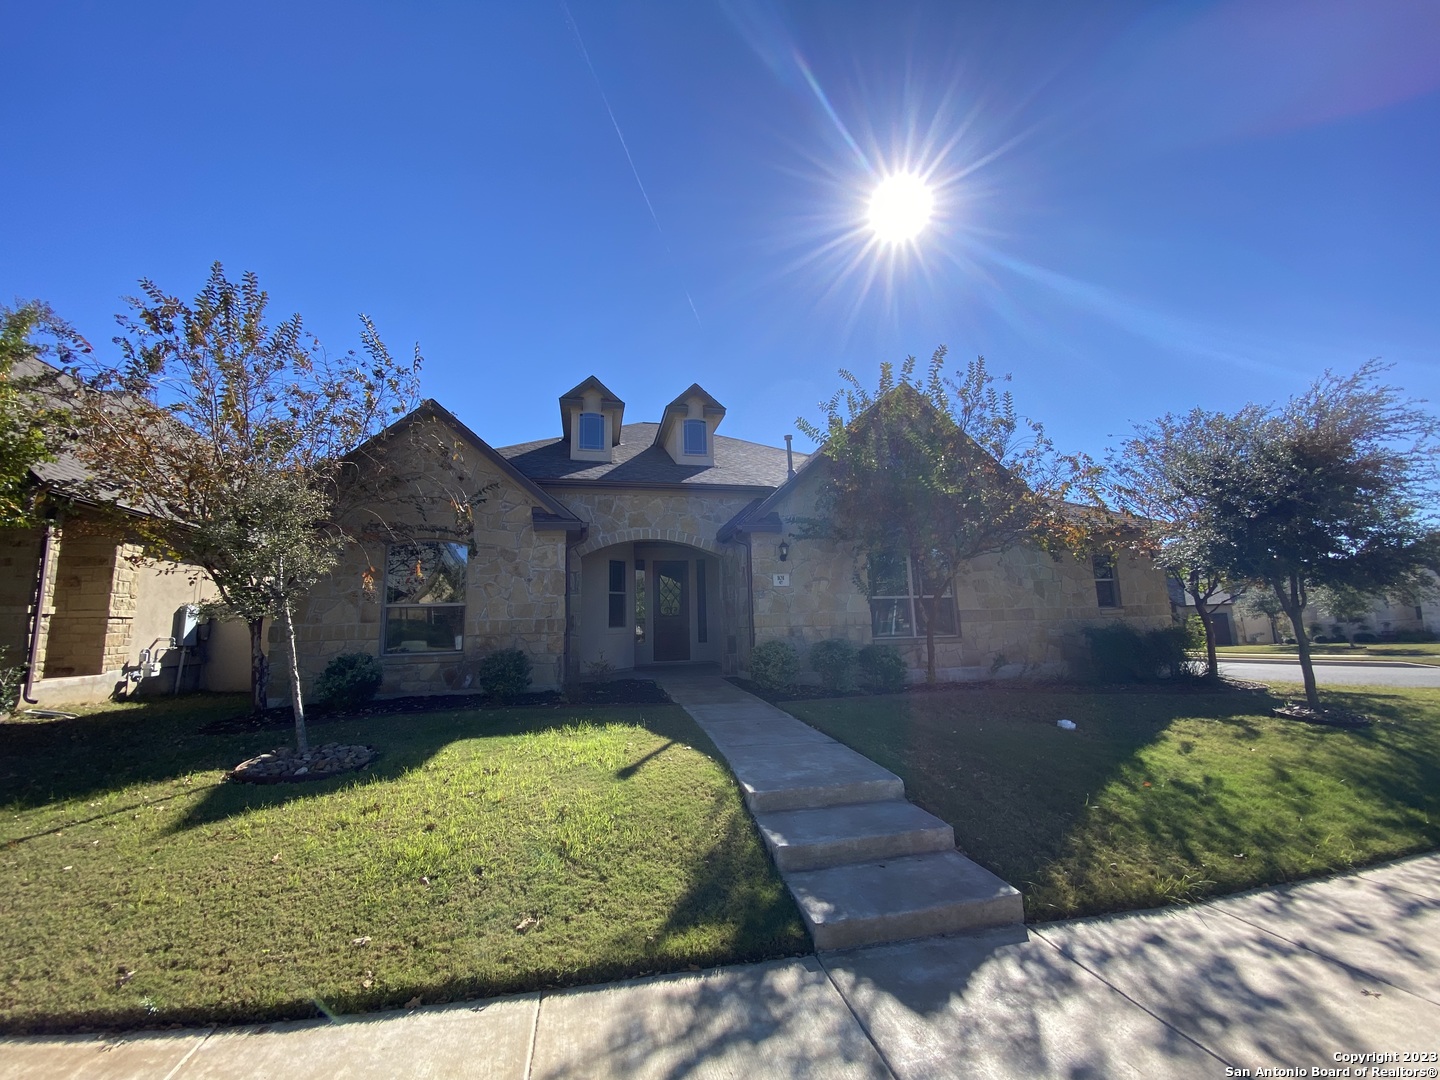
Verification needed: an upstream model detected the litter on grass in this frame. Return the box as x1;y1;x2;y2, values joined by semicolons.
1056;719;1077;731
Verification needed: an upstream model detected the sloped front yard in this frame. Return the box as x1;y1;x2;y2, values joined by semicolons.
0;696;806;1034
784;684;1440;920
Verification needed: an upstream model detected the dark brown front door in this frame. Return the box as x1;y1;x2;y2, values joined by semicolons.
654;561;690;661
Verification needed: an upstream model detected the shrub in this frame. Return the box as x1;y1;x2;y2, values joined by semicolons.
314;652;383;710
857;643;908;693
1352;631;1378;644
1181;614;1206;652
1081;623;1200;683
809;639;857;692
749;640;798;691
476;648;532;699
1392;628;1438;643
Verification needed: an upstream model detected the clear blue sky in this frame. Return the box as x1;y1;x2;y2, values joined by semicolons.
4;1;1438;456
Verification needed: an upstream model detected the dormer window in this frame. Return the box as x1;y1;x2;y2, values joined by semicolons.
579;412;605;451
683;419;707;456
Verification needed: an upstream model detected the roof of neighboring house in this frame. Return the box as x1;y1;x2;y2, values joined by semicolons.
496;422;806;489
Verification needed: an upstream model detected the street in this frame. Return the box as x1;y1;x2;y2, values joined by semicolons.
1219;660;1440;688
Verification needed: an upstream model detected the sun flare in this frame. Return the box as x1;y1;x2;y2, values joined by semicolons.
868;172;934;243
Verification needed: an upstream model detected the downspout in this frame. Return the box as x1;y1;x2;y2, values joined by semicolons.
23;516;58;704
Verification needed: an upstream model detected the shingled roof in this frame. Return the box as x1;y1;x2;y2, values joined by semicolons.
496;422;806;489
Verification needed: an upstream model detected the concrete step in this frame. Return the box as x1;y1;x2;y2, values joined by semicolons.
724;741;906;813
786;851;1024;951
755;801;955;872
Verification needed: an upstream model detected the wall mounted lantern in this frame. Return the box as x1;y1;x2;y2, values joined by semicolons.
778;540;790;562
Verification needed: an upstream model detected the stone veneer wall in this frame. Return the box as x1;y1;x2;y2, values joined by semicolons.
289;427;570;698
41;527;141;678
0;527;43;659
750;465;1172;681
551;487;761;676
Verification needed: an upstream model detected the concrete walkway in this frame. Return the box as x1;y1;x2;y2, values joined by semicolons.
650;670;1022;949
6;854;1437;1078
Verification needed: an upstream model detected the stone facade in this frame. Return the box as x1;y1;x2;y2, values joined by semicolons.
747;463;1171;681
290;420;570;697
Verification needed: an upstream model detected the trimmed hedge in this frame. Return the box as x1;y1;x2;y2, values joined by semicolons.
809;639;857;692
477;648;532;699
857;643;907;693
1080;623;1199;683
314;652;384;709
750;640;798;691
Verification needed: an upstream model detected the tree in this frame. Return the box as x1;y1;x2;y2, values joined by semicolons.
69;264;422;750
797;348;1097;682
1237;587;1285;643
1176;362;1440;709
1108;408;1261;677
0;302;88;526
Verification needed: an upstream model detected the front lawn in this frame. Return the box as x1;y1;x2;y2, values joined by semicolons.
783;683;1440;920
1216;643;1440;665
0;695;806;1034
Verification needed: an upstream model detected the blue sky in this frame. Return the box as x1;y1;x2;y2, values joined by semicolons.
4;1;1438;457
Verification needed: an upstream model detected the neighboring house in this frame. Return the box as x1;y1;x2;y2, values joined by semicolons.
1;363;252;707
1165;581;1259;645
290;377;1171;695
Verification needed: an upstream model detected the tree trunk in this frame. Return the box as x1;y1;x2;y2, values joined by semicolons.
1187;570;1219;678
1274;574;1321;708
248;618;269;714
280;596;308;753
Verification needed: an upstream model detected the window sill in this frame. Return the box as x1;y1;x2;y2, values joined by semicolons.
872;634;962;642
382;650;464;661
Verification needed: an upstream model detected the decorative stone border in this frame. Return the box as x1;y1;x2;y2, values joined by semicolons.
1270;703;1372;728
229;743;379;784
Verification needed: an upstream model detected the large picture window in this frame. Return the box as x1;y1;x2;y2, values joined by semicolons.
384;541;467;653
868;552;957;639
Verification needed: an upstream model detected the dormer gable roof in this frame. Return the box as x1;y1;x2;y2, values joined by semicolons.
653;383;725;449
559;375;625;445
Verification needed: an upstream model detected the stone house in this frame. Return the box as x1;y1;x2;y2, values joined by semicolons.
2;443;252;708
289;377;1171;696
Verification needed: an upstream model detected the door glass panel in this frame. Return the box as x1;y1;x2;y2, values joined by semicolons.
659;573;681;616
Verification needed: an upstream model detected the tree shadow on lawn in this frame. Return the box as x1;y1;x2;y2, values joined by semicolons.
0;697;717;837
784;684;1440;919
164;703;719;834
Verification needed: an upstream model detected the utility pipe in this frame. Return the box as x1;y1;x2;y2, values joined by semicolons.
22;517;57;705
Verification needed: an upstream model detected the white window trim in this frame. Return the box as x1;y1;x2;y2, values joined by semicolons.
682;418;707;456
870;555;959;639
578;412;606;451
1094;555;1121;608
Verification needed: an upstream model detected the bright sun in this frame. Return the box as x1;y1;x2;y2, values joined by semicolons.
868;172;934;243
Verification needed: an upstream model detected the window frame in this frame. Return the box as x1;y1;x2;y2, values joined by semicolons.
1093;554;1120;608
868;552;958;640
578;412;606;451
682;418;707;456
607;559;627;629
382;540;468;655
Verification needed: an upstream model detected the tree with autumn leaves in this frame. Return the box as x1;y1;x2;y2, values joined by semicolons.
797;348;1104;683
69;264;422;751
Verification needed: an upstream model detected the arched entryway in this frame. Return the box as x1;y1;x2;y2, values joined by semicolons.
572;540;725;674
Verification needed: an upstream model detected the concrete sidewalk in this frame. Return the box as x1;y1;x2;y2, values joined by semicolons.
6;853;1437;1078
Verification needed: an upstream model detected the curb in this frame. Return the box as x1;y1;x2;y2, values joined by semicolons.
1208;654;1433;669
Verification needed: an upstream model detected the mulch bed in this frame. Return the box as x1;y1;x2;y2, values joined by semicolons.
201;678;672;735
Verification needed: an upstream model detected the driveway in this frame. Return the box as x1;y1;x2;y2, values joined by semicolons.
1219;659;1440;688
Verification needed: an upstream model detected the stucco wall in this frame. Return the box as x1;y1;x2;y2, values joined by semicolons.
751;463;1172;681
288;423;569;699
554;487;759;676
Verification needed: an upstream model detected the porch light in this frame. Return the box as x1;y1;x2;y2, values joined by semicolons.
778;540;789;562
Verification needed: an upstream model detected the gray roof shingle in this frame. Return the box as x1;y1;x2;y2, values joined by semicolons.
496;423;806;489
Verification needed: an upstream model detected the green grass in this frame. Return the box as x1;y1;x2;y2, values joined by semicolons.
0;695;805;1034
1216;643;1440;665
783;683;1440;921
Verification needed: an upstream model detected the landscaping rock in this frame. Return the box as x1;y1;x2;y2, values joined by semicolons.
1270;703;1372;728
229;743;379;784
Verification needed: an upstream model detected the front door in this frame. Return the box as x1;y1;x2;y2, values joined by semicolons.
654;561;690;661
